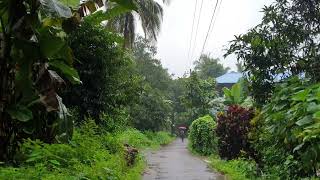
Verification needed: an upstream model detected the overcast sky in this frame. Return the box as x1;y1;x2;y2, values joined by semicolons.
153;0;273;77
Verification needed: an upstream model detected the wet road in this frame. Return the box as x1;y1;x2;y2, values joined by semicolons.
142;139;227;180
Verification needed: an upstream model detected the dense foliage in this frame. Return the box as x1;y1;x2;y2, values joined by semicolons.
226;0;320;105
183;72;216;124
0;120;173;179
0;0;82;161
130;86;171;131
253;77;320;178
129;37;173;131
216;105;255;160
133;37;172;93
188;115;217;155
64;21;140;121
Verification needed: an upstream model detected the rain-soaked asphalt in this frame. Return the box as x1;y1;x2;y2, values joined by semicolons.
142;139;227;180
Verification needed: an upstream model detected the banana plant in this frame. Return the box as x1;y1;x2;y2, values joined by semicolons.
222;79;247;105
0;0;136;161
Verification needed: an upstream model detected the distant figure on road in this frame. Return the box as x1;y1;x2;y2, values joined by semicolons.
178;126;187;142
179;130;185;142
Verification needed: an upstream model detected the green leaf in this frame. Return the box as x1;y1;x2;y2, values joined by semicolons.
23;126;35;134
85;5;131;24
40;0;72;18
53;44;74;65
49;61;81;84
7;105;33;122
42;17;62;27
295;116;313;126
110;0;138;11
292;89;310;101
313;111;320;119
222;87;231;99
306;102;320;113
39;27;66;58
231;83;241;104
13;39;38;103
49;159;61;166
251;36;262;48
59;0;80;8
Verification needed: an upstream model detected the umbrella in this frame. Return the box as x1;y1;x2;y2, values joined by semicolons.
178;126;187;130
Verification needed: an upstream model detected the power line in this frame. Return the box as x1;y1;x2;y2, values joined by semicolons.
199;0;222;57
187;0;199;61
190;0;204;63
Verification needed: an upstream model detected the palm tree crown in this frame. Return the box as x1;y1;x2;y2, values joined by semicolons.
107;0;170;48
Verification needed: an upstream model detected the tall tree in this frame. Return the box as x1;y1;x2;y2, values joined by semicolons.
182;71;216;124
64;21;140;122
60;0;168;48
130;36;172;131
107;0;170;47
133;36;172;93
194;54;230;79
226;0;320;105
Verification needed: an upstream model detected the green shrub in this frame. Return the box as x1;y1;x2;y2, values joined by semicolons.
0;121;138;179
188;115;217;155
0;118;174;179
100;110;130;133
254;77;320;178
144;131;174;145
116;129;174;149
209;155;258;180
116;129;153;149
216;105;255;160
130;86;172;131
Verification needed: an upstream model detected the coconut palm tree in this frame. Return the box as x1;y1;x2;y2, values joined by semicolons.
65;0;169;48
106;0;170;48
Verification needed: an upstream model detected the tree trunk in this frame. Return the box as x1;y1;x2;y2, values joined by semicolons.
0;31;15;161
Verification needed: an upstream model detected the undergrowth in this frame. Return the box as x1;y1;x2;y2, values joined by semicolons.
0;121;174;180
209;155;258;180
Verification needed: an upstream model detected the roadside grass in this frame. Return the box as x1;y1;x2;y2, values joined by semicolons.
187;140;259;180
208;155;258;180
0;123;175;180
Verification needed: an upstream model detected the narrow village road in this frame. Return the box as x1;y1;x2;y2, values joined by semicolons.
143;139;227;180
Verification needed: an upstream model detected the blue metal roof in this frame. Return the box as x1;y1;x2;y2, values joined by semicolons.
216;72;242;84
216;71;305;84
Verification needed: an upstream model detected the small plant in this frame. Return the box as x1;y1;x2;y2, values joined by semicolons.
222;79;246;105
188;115;217;155
216;105;255;160
222;79;253;107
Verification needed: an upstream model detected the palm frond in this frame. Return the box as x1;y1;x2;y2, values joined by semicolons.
105;0;166;48
136;0;163;41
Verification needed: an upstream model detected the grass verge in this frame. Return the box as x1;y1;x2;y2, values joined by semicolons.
0;121;175;180
208;155;258;180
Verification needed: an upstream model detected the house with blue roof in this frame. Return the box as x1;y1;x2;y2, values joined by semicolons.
216;71;242;94
215;71;305;95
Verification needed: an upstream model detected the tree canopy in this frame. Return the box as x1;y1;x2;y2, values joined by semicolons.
194;54;230;79
226;0;320;105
